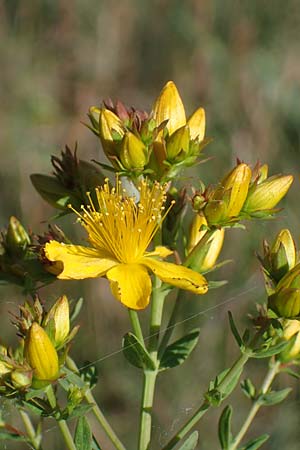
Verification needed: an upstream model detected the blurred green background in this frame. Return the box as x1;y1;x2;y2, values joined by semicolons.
1;1;300;449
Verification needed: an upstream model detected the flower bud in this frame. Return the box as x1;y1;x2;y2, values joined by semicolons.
11;369;32;388
268;288;300;318
218;163;252;217
44;296;70;347
187;213;208;254
99;108;125;157
25;323;59;381
187;107;205;141
152;81;186;135
278;320;300;362
0;346;12;376
6;217;30;254
186;228;225;273
88;106;101;130
270;229;296;281
277;264;300;291
243;175;293;213
166;125;190;160
204;200;227;225
119;132;148;170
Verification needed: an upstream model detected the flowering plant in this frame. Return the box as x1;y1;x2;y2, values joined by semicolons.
0;81;297;450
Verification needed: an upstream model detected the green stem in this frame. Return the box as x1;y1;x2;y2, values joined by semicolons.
57;420;77;450
158;294;181;359
128;309;145;345
45;385;76;450
162;352;251;450
66;356;126;450
138;278;167;450
19;410;41;449
138;370;158;450
229;360;281;450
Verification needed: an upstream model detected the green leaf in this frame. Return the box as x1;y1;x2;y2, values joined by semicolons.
207;280;228;289
281;367;300;379
74;416;92;450
218;405;233;449
70;297;84;322
252;340;289;359
123;333;156;370
239;433;269;450
206;365;244;406
228;312;243;348
257;387;292;406
159;329;200;371
176;431;199;450
241;378;256;399
67;404;94;420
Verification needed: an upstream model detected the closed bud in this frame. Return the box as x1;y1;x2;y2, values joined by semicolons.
204;200;227;225
268;288;300;318
25;323;59;382
166;125;190;159
187;107;205;141
187;213;208;254
218;163;252;217
6;217;30;253
99;109;125;157
279;320;300;362
88;106;101;130
119;132;148;170
11;369;32;388
243;175;293;213
186;228;225;273
152;81;186;135
0;346;12;376
270;229;296;281
45;295;70;347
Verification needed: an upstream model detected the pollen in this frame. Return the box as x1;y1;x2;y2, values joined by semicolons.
69;179;172;264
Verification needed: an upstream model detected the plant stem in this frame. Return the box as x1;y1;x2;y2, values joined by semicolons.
162;352;251;450
229;360;281;450
138;370;158;450
128;309;145;345
45;385;76;450
158;294;181;359
66;356;126;450
138;278;167;450
57;420;77;450
19;410;41;449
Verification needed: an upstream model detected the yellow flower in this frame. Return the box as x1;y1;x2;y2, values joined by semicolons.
45;179;208;310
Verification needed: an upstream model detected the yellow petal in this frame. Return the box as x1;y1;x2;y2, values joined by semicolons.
141;257;208;295
146;246;173;258
187;107;205;141
152;81;186;135
106;264;152;310
45;241;117;279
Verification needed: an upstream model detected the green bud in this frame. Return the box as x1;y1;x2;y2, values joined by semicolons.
119;132;148;170
166;125;190;160
6;217;30;253
243;174;293;213
269;288;300;318
11;369;32;388
25;323;59;382
204;200;227;225
99;108;125;158
270;229;296;281
44;295;70;347
186;228;225;273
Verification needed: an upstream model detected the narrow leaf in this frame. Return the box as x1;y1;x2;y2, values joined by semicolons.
123;333;156;370
252;341;289;359
218;405;233;449
159;329;200;371
240;433;269;450
177;431;199;450
258;387;292;406
74;416;92;450
228;312;243;347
